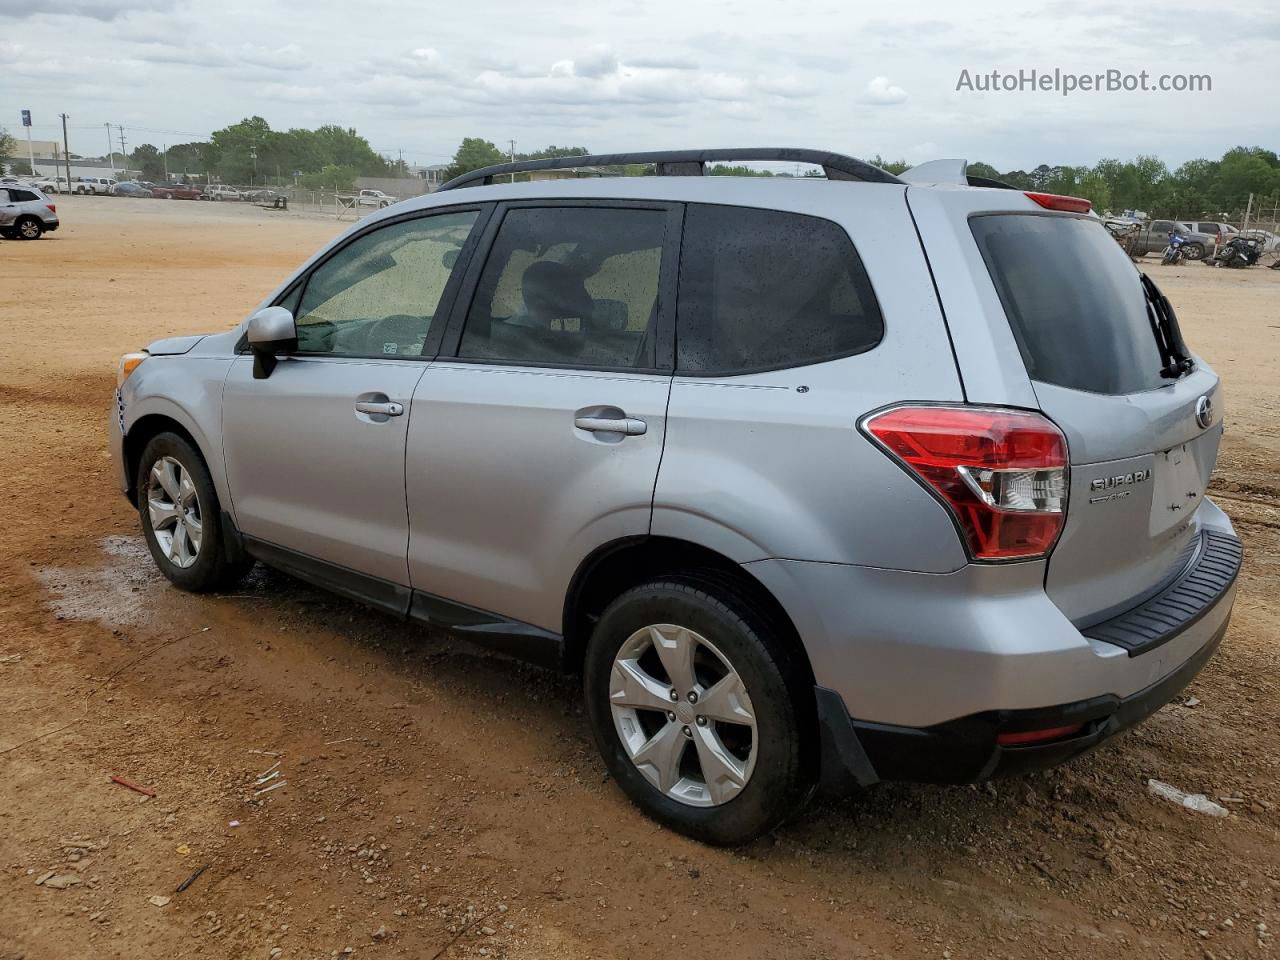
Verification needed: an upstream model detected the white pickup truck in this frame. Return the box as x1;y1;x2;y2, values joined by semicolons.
340;188;397;209
73;176;117;195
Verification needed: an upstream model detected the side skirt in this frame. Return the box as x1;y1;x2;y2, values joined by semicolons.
236;526;565;671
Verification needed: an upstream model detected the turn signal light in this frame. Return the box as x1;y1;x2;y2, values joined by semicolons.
862;405;1069;560
117;351;148;388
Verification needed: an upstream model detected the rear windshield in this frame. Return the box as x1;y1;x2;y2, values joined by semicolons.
971;214;1166;394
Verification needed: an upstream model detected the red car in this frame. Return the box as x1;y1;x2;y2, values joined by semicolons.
152;184;203;200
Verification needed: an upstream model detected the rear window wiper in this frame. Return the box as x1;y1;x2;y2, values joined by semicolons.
1140;273;1194;379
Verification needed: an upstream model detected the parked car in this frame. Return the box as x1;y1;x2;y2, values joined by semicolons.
27;175;70;194
1238;228;1279;252
1132;219;1214;260
73;176;117;195
240;187;283;203
152;183;204;200
1;184;59;239
115;181;155;199
1185;221;1238;241
204;185;243;201
109;149;1239;844
339;188;397;209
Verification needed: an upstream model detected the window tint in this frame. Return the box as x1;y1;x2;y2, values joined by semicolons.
971;214;1166;395
676;204;883;373
459;206;666;368
1152;220;1174;233
10;188;38;202
294;210;478;357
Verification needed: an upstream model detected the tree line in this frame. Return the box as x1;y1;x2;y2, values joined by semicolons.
2;122;1277;218
443;138;1280;221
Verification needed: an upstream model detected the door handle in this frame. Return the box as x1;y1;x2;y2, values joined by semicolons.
355;400;404;417
574;415;647;436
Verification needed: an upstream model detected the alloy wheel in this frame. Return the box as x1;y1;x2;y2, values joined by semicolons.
147;456;203;568
609;624;757;807
19;220;41;239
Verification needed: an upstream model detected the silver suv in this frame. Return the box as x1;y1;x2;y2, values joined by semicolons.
108;149;1240;844
1;184;59;239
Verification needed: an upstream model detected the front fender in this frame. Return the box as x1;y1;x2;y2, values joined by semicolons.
120;356;234;515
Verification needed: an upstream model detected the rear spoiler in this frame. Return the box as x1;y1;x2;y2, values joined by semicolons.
900;158;1016;190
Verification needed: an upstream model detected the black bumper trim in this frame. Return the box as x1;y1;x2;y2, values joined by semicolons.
822;614;1229;786
1083;530;1242;657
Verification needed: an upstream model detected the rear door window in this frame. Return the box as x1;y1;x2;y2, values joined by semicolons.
675;204;883;374
971;214;1166;394
458;205;668;369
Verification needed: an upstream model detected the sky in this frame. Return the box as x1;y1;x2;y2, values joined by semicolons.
1;0;1277;172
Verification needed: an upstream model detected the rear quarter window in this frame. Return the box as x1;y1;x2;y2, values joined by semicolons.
676;204;884;374
971;213;1167;395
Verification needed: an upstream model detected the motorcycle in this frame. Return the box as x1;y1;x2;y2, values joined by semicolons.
1160;230;1189;265
1208;235;1264;268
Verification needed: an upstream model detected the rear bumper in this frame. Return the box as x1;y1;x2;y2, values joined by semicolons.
841;614;1229;785
747;499;1240;789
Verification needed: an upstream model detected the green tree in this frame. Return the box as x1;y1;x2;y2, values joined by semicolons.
300;163;357;192
0;126;15;174
130;143;165;180
870;154;910;175
443;138;507;181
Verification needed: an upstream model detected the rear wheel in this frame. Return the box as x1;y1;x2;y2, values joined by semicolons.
1184;243;1205;261
137;432;253;592
584;577;813;844
15;217;43;240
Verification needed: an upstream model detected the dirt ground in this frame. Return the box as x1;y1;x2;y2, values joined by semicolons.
1;196;1278;960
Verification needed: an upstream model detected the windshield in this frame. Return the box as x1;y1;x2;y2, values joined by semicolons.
971;213;1169;395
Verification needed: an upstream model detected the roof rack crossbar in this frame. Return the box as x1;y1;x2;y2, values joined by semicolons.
436;148;905;191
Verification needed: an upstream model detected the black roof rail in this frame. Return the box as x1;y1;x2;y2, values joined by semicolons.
436;148;905;192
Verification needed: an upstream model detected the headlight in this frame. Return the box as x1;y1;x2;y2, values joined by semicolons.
117;352;148;389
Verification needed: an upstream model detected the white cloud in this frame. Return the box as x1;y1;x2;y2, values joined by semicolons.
859;75;908;105
238;43;309;71
0;0;173;20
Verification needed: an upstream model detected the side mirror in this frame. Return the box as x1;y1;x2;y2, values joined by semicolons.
247;306;296;379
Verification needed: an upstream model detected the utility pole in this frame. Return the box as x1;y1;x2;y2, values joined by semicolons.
105;123;115;176
117;125;128;173
60;113;72;188
163;144;168;180
508;139;516;182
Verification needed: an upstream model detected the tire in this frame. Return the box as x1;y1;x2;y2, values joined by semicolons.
1184;243;1205;261
137;432;253;592
584;575;814;844
15;217;43;240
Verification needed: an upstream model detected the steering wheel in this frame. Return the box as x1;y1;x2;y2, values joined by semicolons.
364;314;428;356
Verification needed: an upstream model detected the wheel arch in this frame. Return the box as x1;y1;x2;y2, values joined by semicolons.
123;412;210;507
561;535;816;687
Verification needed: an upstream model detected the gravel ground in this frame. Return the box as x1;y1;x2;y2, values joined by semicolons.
1;196;1278;960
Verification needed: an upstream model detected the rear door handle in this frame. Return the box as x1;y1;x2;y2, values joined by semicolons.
355;400;404;417
574;415;647;436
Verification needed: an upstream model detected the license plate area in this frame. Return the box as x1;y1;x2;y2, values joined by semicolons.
1150;442;1205;535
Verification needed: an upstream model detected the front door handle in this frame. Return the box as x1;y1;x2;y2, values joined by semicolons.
355;400;404;417
574;415;647;436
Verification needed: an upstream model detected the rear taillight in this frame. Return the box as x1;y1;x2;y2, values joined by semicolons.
1024;192;1091;214
862;406;1068;561
47;204;56;214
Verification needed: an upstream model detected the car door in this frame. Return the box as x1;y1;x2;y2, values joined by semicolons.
405;200;680;635
222;206;488;600
0;189;15;227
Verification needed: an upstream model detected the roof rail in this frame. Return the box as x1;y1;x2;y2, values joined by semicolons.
435;148;905;191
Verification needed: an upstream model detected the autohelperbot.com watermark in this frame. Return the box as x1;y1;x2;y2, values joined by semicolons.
956;68;1211;96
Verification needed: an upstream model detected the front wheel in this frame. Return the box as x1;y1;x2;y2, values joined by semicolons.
584;577;813;844
1184;243;1205;261
137;432;253;592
